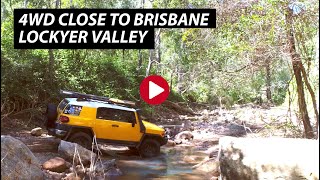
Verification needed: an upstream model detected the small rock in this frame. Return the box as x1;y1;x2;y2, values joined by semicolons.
42;157;68;173
31;127;43;136
165;140;176;147
175;131;194;141
174;139;182;145
183;156;196;163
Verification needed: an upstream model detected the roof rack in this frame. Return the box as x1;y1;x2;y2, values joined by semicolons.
60;90;136;107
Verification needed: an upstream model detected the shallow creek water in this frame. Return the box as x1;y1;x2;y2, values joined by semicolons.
101;145;210;180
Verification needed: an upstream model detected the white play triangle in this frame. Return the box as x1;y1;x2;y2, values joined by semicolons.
149;81;164;99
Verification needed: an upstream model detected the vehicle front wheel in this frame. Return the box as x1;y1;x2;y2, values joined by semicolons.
139;139;160;158
68;132;92;150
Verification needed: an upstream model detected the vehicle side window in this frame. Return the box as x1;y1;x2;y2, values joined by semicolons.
63;105;82;116
58;99;69;111
97;108;136;124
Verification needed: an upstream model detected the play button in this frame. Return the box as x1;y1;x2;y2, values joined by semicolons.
140;75;170;105
149;81;164;99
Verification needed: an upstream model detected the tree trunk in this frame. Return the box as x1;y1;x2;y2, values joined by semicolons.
157;36;161;64
177;66;184;94
136;50;143;76
24;0;28;8
48;49;54;84
300;64;319;135
145;50;153;77
265;59;272;103
285;11;314;139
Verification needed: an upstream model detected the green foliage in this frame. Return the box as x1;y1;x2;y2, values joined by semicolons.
1;0;319;116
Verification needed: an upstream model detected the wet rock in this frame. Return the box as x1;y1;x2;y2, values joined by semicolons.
94;159;117;173
183;156;196;163
205;146;219;158
104;167;123;177
1;135;44;179
58;140;96;165
193;158;220;176
175;131;194;141
31;127;43;136
42;157;68;173
219;136;319;180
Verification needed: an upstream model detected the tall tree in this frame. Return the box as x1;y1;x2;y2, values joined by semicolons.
285;5;314;139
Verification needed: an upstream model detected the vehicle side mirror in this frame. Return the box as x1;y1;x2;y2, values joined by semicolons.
131;120;135;127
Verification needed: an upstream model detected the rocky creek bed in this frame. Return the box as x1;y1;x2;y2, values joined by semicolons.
1;104;319;179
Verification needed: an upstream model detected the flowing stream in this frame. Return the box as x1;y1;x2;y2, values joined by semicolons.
101;145;210;179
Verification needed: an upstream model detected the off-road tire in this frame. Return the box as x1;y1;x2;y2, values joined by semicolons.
45;104;57;129
139;139;160;158
68;132;92;150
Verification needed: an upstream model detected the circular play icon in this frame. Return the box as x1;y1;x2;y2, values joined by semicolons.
140;75;170;105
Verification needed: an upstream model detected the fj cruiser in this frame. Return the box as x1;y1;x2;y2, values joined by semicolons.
46;90;167;157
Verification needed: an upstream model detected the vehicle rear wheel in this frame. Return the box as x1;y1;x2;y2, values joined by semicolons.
45;104;57;129
68;132;92;150
139;139;160;158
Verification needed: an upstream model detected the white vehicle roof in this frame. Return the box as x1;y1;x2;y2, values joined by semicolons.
65;98;136;112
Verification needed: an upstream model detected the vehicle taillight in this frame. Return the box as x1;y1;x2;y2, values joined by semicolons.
59;116;69;123
161;132;165;137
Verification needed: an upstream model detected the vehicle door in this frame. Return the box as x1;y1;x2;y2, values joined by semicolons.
94;107;143;142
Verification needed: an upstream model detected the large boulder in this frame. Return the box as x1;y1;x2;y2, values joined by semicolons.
218;136;319;180
1;135;44;179
42;157;68;173
58;140;96;166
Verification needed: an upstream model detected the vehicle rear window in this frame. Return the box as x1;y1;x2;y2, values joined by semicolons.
63;105;82;116
58;99;69;111
97;108;136;124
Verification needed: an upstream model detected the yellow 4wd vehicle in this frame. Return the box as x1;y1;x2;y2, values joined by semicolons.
46;90;167;157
